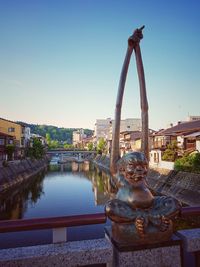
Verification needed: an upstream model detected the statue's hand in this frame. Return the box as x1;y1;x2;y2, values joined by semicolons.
128;26;145;47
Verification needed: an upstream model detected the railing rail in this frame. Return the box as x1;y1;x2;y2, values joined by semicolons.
0;207;200;234
180;206;200;218
0;207;200;243
0;213;106;233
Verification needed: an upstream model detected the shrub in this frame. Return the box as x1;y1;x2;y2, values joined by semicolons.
174;152;200;173
162;141;178;162
5;144;15;161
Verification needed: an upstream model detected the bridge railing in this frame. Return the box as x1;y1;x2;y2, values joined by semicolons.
0;213;106;244
0;207;200;244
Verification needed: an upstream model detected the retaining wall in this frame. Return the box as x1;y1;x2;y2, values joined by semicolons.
0;158;48;193
92;156;200;206
147;169;200;206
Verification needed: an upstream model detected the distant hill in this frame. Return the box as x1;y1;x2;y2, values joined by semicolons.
17;122;93;144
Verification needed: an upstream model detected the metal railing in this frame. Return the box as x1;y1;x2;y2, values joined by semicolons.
0;213;106;243
0;207;200;244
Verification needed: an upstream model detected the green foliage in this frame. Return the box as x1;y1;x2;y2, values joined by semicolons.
46;133;51;144
5;144;15;160
63;143;74;149
87;142;94;151
162;141;178;162
17;121;93;144
175;152;200;173
27;138;45;159
97;138;107;154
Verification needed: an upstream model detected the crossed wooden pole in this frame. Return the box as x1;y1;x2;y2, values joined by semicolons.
110;26;149;174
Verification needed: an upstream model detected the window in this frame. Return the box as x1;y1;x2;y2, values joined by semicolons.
0;139;5;145
8;127;15;132
21;138;25;146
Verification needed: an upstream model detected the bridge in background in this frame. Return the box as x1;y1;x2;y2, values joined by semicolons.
46;150;97;163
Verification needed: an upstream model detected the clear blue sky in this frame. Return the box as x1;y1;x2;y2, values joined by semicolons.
0;0;199;130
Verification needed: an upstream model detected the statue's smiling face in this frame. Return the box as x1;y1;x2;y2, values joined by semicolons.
124;157;148;185
118;152;148;186
125;160;147;182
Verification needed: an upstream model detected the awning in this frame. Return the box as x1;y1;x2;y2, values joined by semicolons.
184;131;200;138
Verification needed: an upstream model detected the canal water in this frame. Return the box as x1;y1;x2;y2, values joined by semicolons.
0;162;113;249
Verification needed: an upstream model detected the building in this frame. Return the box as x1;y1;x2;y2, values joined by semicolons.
94;118;112;142
187;115;200;122
0;118;26;158
119;131;142;156
0;132;15;160
116;118;142;132
30;133;46;146
94;118;142;152
73;129;86;148
82;135;94;150
149;119;200;167
119;129;155;157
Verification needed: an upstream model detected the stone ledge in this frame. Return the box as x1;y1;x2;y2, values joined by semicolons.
0;238;112;267
177;228;200;252
113;245;182;267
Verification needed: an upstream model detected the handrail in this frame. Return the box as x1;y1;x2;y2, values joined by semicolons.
180;206;200;218
0;213;106;233
0;207;200;234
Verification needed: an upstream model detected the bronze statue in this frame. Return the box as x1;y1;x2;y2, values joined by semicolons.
106;152;181;244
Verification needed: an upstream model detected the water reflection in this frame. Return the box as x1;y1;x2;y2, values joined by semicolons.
0;171;45;220
0;162;115;221
0;162;113;248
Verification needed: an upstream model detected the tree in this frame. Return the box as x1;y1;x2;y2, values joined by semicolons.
64;143;74;149
162;141;178;162
97;138;107;154
87;142;94;151
5;144;15;161
46;133;51;145
28;138;44;159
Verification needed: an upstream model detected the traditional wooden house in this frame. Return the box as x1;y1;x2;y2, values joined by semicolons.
0;118;26;158
150;120;200;152
0;132;15;160
149;120;200;168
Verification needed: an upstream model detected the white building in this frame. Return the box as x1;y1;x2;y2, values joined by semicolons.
94;118;112;142
112;118;142;133
94;118;141;141
24;127;31;146
187;115;200;122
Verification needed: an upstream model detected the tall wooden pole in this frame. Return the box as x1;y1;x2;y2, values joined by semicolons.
110;26;148;174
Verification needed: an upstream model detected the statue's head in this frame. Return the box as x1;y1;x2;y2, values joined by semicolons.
118;152;148;185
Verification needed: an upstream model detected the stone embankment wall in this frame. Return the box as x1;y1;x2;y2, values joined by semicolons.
0;158;48;193
147;168;200;206
92;154;110;172
92;156;200;206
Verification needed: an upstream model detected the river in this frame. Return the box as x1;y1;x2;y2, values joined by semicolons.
0;162;112;249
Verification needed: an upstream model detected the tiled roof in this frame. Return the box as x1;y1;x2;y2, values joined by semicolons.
0;117;25;127
153;120;200;136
